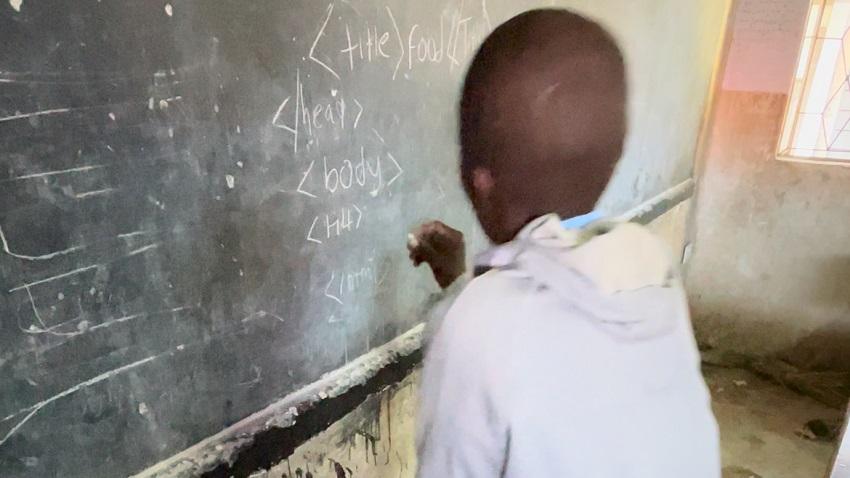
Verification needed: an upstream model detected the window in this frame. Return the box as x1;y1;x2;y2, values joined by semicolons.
779;0;850;163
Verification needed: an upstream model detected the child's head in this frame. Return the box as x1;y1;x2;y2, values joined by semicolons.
460;9;627;244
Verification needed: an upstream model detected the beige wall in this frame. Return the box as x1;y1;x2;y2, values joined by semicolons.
688;0;850;371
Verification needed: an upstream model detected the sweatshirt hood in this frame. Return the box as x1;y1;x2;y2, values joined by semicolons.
474;214;683;341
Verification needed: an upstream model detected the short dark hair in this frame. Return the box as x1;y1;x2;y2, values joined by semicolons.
459;9;627;217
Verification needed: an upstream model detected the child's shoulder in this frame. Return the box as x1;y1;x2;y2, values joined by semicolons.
459;267;533;303
441;268;539;331
429;271;530;371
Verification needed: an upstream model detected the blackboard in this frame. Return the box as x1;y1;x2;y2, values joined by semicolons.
0;1;498;476
0;0;728;476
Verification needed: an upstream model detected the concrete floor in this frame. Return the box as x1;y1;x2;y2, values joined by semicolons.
705;365;842;478
269;367;844;478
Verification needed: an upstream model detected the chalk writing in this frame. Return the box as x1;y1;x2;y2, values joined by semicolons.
323;257;385;309
6;164;106;182
9;265;100;293
0;224;83;261
297;159;319;198
310;3;341;80
294;146;403;200
1;0;481;465
0;353;169;447
308;3;491;80
272;69;363;155
323;152;382;196
342;22;392;70
306;203;363;244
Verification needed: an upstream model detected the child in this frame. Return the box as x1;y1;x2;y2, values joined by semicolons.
408;9;720;478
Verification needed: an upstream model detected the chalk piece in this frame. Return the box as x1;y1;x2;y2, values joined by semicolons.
407;233;419;249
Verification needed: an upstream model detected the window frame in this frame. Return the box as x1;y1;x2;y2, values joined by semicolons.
778;0;850;166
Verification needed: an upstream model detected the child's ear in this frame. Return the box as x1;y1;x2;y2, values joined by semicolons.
471;167;495;200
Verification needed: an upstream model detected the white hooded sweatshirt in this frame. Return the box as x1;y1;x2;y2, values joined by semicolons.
417;215;720;478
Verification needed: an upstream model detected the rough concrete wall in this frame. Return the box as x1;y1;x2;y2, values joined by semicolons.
688;0;850;371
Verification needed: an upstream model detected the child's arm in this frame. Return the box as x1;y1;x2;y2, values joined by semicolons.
416;296;509;478
408;221;470;345
419;271;470;346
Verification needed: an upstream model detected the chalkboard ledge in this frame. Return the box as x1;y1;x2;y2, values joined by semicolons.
132;324;425;478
